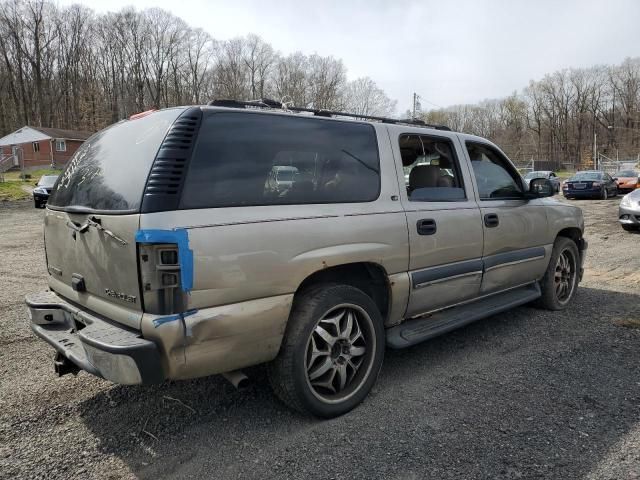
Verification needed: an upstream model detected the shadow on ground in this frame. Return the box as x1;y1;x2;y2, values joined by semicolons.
79;286;640;479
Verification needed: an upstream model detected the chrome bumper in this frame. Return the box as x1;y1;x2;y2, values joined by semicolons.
25;291;163;384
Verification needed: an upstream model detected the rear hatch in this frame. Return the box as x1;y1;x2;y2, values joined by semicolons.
45;108;186;329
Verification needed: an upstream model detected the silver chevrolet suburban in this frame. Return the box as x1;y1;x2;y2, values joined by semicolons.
25;100;587;418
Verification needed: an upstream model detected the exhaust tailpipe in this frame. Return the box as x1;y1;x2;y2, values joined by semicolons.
221;370;250;390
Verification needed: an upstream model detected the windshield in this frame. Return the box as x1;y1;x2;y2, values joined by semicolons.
38;175;58;188
48;108;183;212
524;171;547;179
616;170;637;177
570;172;601;181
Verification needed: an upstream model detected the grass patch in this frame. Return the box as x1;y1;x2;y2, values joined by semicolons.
615;318;640;329
0;181;30;201
3;168;63;182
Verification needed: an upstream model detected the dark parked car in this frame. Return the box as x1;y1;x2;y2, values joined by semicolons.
619;189;640;232
523;170;561;193
562;170;618;200
32;175;59;208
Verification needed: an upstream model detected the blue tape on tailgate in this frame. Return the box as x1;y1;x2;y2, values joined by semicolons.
135;228;194;293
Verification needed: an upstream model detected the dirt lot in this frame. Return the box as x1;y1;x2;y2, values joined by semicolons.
1;197;639;480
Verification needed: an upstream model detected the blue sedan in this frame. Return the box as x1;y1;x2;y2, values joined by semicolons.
562;171;618;200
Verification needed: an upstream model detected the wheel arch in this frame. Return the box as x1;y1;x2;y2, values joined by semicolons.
295;262;391;324
556;227;587;270
556;227;583;249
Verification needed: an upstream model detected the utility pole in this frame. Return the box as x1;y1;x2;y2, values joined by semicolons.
412;93;420;120
593;130;597;170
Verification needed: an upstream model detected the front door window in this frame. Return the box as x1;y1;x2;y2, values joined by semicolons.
466;143;524;200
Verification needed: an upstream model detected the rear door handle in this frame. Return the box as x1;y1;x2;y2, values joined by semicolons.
484;213;499;228
417;218;437;235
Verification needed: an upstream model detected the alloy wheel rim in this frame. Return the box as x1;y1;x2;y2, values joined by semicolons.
554;249;576;304
304;304;374;403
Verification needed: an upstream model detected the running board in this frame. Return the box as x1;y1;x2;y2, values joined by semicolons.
386;283;541;349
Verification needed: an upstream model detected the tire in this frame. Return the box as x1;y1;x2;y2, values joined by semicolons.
601;188;608;200
622;224;638;232
535;237;580;311
34;200;40;209
268;284;385;418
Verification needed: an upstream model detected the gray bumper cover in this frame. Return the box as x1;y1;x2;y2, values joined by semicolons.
25;291;163;384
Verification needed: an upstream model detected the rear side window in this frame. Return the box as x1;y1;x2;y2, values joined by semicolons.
48;108;184;212
399;134;466;202
179;112;380;209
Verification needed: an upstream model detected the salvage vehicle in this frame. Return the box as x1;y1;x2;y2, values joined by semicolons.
613;169;639;194
25;100;587;418
32;174;59;208
562;170;618;200
619;189;640;232
523;170;561;193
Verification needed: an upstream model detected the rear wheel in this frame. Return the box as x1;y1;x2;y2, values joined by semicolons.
34;200;41;209
535;237;580;310
269;284;384;418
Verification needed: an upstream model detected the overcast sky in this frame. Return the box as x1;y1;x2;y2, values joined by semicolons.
59;0;640;113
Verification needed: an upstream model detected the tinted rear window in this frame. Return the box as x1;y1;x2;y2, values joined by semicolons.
38;175;58;187
571;172;601;181
48;108;183;212
179;112;380;209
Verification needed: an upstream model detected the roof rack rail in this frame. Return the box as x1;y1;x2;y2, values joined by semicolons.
206;98;451;131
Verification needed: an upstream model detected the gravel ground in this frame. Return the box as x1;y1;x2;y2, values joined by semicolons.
0;197;639;480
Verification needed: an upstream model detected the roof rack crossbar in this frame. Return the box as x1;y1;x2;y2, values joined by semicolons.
206;99;451;131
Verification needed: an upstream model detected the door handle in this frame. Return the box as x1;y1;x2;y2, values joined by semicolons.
417;218;437;235
484;213;499;228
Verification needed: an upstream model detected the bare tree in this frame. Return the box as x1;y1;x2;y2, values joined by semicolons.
342;77;396;117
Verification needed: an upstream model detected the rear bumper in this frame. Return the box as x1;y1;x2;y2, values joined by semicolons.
563;188;601;198
25;291;163;384
26;290;293;384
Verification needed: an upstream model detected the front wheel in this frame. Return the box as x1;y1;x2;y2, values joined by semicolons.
269;284;384;418
535;237;580;310
601;188;608;200
622;224;638;232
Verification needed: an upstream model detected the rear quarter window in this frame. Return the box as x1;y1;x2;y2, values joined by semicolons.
48;108;184;212
179;112;381;209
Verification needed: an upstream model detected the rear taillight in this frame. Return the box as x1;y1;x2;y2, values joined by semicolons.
139;244;185;314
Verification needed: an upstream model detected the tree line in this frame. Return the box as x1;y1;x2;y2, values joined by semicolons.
421;58;640;168
0;0;396;137
1;0;638;170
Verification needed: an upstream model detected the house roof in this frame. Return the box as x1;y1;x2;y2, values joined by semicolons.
0;126;93;147
29;126;94;141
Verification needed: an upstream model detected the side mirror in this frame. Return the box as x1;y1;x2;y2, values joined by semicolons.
526;178;554;199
